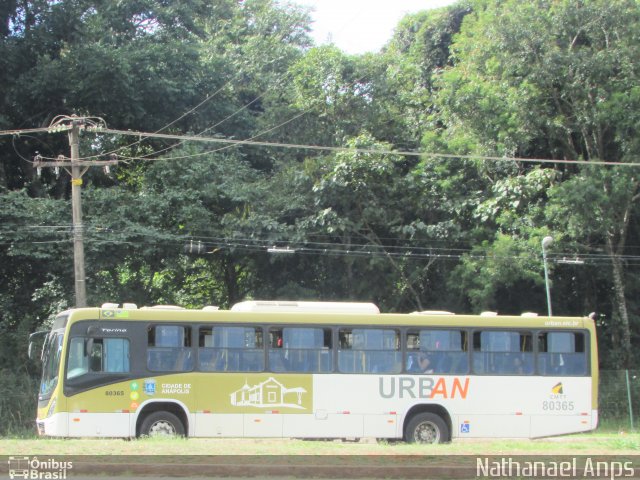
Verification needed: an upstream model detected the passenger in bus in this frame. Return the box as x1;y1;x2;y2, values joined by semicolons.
512;355;525;375
406;352;433;373
418;353;434;374
508;354;533;375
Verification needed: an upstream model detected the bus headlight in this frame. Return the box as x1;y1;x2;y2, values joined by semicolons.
47;398;57;418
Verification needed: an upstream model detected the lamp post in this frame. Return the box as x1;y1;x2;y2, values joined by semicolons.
541;236;553;317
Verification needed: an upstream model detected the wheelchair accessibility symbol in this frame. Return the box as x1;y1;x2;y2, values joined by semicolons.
460;421;470;433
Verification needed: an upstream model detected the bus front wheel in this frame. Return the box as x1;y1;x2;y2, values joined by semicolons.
139;411;185;437
405;412;448;444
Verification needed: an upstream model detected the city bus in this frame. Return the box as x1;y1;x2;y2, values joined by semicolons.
30;301;598;443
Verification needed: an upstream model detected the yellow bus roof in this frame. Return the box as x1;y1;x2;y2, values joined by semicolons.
59;305;593;330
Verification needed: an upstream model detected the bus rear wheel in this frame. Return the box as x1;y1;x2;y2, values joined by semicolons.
139;411;185;437
405;412;448;444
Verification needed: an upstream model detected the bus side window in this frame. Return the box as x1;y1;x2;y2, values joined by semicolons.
538;332;587;376
103;338;130;372
269;349;288;372
67;337;130;378
271;327;331;373
339;328;400;374
199;326;263;372
473;331;533;375
406;329;468;374
148;325;193;372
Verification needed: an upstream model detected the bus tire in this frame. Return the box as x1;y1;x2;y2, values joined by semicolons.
405;412;448;444
139;411;185;437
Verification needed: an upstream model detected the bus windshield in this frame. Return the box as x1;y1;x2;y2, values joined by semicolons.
39;333;63;401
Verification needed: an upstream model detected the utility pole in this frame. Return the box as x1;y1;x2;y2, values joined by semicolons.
34;115;117;308
69;119;86;307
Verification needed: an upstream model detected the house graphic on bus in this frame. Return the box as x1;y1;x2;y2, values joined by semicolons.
230;377;307;409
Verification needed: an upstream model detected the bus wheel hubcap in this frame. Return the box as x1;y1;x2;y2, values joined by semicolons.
415;422;439;443
149;420;176;436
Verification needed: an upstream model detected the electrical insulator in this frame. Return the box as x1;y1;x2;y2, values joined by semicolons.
185;240;205;254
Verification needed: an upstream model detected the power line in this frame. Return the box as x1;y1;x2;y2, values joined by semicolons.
3;223;640;260
4;223;640;266
80;127;640;167
8;123;637;167
154;110;311;163
8;83;638;167
11;122;640;167
5;221;640;256
128;65;401;163
105;56;371;163
0;73;278;164
28;53;297;164
132;90;273;163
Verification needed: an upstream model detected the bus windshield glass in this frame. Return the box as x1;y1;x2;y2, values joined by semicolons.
39;333;63;400
66;336;131;378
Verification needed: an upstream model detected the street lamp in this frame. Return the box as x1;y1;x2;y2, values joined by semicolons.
541;236;553;317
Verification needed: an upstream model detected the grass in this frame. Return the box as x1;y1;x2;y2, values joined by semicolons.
1;432;637;480
1;421;636;455
1;430;638;456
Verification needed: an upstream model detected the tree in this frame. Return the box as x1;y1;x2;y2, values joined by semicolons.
430;0;640;366
547;167;639;367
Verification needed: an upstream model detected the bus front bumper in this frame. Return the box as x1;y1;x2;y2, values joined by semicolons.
37;412;68;437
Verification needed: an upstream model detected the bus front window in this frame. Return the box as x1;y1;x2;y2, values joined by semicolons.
39;333;63;400
66;337;90;379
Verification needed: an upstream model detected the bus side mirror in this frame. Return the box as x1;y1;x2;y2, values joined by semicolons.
28;331;49;361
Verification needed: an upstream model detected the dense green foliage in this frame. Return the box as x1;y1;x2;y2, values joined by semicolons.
1;0;638;434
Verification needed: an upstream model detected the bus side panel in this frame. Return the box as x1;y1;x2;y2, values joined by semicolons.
312;374;594;440
243;413;283;437
282;413;364;438
362;414;399;438
193;413;243;437
530;413;594;438
67;412;131;437
529;376;597;437
453;376;594;439
312;374;464;439
65;382;134;437
451;414;530;438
